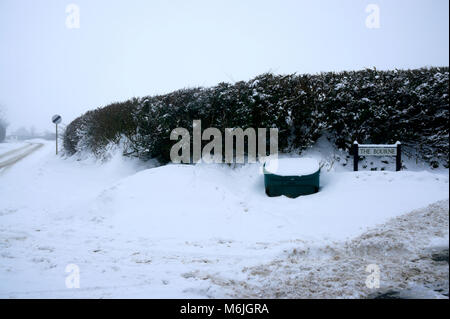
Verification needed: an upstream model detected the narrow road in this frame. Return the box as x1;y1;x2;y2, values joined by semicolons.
0;143;44;172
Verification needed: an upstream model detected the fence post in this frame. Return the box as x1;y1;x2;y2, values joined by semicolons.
353;141;359;171
396;141;401;171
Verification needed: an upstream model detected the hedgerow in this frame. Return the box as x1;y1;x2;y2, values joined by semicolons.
64;67;449;167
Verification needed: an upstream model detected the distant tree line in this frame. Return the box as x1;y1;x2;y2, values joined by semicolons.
63;67;449;167
7;126;56;141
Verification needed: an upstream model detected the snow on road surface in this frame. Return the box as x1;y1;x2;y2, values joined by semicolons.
0;142;43;173
0;143;43;173
0;142;26;155
214;199;449;298
0;140;448;298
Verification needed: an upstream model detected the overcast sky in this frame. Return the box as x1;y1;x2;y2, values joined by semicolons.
0;0;448;132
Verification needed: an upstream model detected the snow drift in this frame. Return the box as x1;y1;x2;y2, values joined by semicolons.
91;162;449;243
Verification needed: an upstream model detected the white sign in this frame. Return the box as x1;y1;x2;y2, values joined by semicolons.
358;146;397;156
52;114;62;124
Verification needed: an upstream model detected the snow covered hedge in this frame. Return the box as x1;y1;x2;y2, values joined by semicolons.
64;67;449;167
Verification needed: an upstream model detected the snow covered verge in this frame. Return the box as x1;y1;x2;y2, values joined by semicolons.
0;140;448;298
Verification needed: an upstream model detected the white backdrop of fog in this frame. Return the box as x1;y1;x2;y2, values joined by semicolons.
0;0;448;132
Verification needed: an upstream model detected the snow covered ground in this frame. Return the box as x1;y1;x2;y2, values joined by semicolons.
0;139;448;298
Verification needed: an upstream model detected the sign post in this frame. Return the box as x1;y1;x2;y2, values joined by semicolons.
395;142;402;172
52;115;62;155
353;141;359;172
353;141;402;171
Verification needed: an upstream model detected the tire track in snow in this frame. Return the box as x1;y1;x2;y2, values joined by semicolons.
0;143;44;173
199;199;449;299
0;143;35;160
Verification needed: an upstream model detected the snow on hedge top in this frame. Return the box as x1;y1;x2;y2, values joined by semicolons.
264;158;320;176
